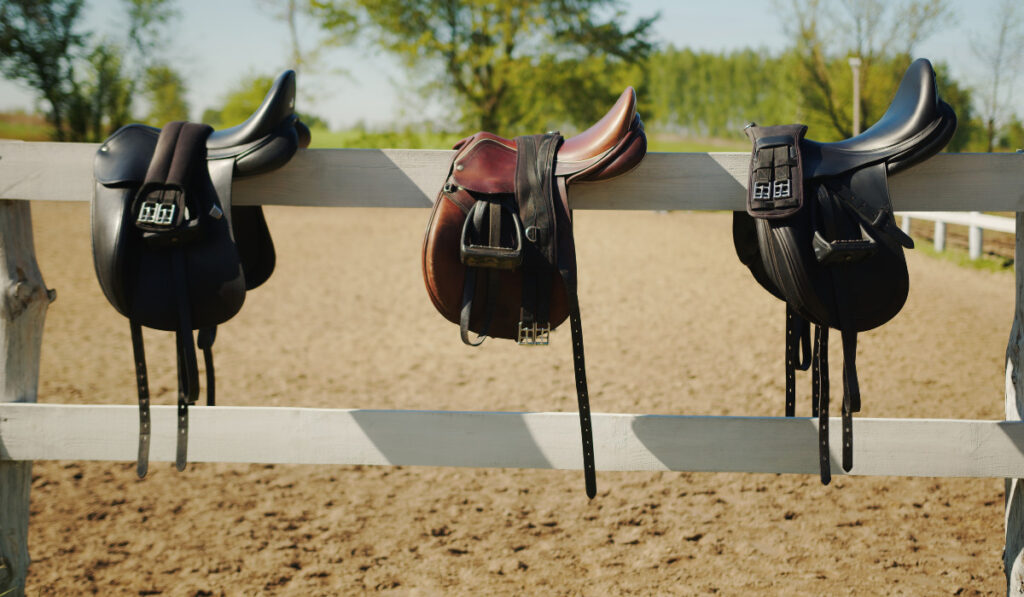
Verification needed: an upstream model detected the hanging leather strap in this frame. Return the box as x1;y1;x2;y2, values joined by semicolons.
130;321;151;479
814;325;831;485
172;248;198;471
197;327;217;406
784;305;811;417
561;273;596;498
840;330;858;472
459;199;502;346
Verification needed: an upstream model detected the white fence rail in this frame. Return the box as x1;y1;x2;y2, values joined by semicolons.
899;211;1016;259
1;144;1024;594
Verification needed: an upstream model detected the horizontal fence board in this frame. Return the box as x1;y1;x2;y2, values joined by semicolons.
2;404;1024;478
2;142;1022;211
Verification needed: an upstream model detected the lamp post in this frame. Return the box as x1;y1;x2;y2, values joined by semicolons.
849;56;862;135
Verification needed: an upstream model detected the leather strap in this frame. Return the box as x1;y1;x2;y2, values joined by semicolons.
171;248;197;471
130;321;151;479
818;185;861;475
197;327;216;406
815;325;831;485
784;306;811;417
561;272;596;499
458;200;500;346
840;330;858;472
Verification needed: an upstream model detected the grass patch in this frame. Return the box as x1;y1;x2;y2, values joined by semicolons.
648;135;748;152
0;112;52;141
915;240;1013;272
308;127;462;149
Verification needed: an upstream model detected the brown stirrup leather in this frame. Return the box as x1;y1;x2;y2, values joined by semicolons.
422;88;647;498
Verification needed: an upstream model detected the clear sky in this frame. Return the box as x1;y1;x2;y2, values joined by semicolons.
0;0;1016;130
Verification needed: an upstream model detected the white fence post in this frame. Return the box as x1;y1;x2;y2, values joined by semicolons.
0;200;51;597
1006;212;1024;595
970;211;984;260
901;214;912;235
935;221;947;251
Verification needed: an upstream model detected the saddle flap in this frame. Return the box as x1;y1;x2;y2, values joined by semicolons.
94;125;160;187
745;124;807;219
450;135;517;195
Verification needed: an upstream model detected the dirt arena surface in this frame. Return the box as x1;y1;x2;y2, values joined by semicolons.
24;201;1012;595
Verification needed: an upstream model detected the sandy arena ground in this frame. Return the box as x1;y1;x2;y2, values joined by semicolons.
23;202;1013;595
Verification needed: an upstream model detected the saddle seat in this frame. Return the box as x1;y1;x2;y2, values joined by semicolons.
95;70;310;188
802;59;957;178
448;87;645;195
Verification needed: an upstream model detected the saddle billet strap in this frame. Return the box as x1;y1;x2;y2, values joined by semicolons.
172;248;198;471
815;325;831;485
515;133;562;336
840;330;858;472
130;321;151;479
561;272;596;499
784;306;811;417
197;327;216;406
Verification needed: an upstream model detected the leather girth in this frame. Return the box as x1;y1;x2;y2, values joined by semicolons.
129;122;218;476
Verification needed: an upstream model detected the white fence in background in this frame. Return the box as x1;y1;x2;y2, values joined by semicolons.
899;211;1015;260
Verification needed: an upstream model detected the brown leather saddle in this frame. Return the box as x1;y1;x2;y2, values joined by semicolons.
422;88;647;498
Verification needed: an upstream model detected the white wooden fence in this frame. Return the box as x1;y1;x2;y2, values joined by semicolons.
2;142;1024;595
899;211;1015;259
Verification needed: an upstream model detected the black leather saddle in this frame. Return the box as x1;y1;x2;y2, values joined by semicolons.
91;70;310;477
733;58;956;484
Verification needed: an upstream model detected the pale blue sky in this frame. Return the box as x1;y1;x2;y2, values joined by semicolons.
0;0;1015;129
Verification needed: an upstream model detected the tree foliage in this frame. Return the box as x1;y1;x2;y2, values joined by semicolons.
971;0;1024;152
0;0;186;141
143;63;189;125
643;48;798;138
311;0;656;134
0;0;87;141
777;0;951;140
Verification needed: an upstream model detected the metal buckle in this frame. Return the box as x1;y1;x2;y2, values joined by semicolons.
136;201;177;227
517;322;550;345
772;179;791;199
753;181;772;200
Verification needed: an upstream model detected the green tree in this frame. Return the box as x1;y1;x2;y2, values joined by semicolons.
777;0;951;140
66;40;133;141
0;0;87;141
644;47;798;139
971;0;1024;152
209;75;276;127
143;62;190;125
311;0;656;134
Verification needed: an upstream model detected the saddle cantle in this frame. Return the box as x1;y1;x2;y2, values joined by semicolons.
422;88;647;498
91;70;310;477
733;58;957;484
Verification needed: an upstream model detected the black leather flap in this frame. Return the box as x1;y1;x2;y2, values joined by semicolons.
93;124;160;186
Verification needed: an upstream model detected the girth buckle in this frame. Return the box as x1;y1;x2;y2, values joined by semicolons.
517;321;551;345
137;200;177;227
